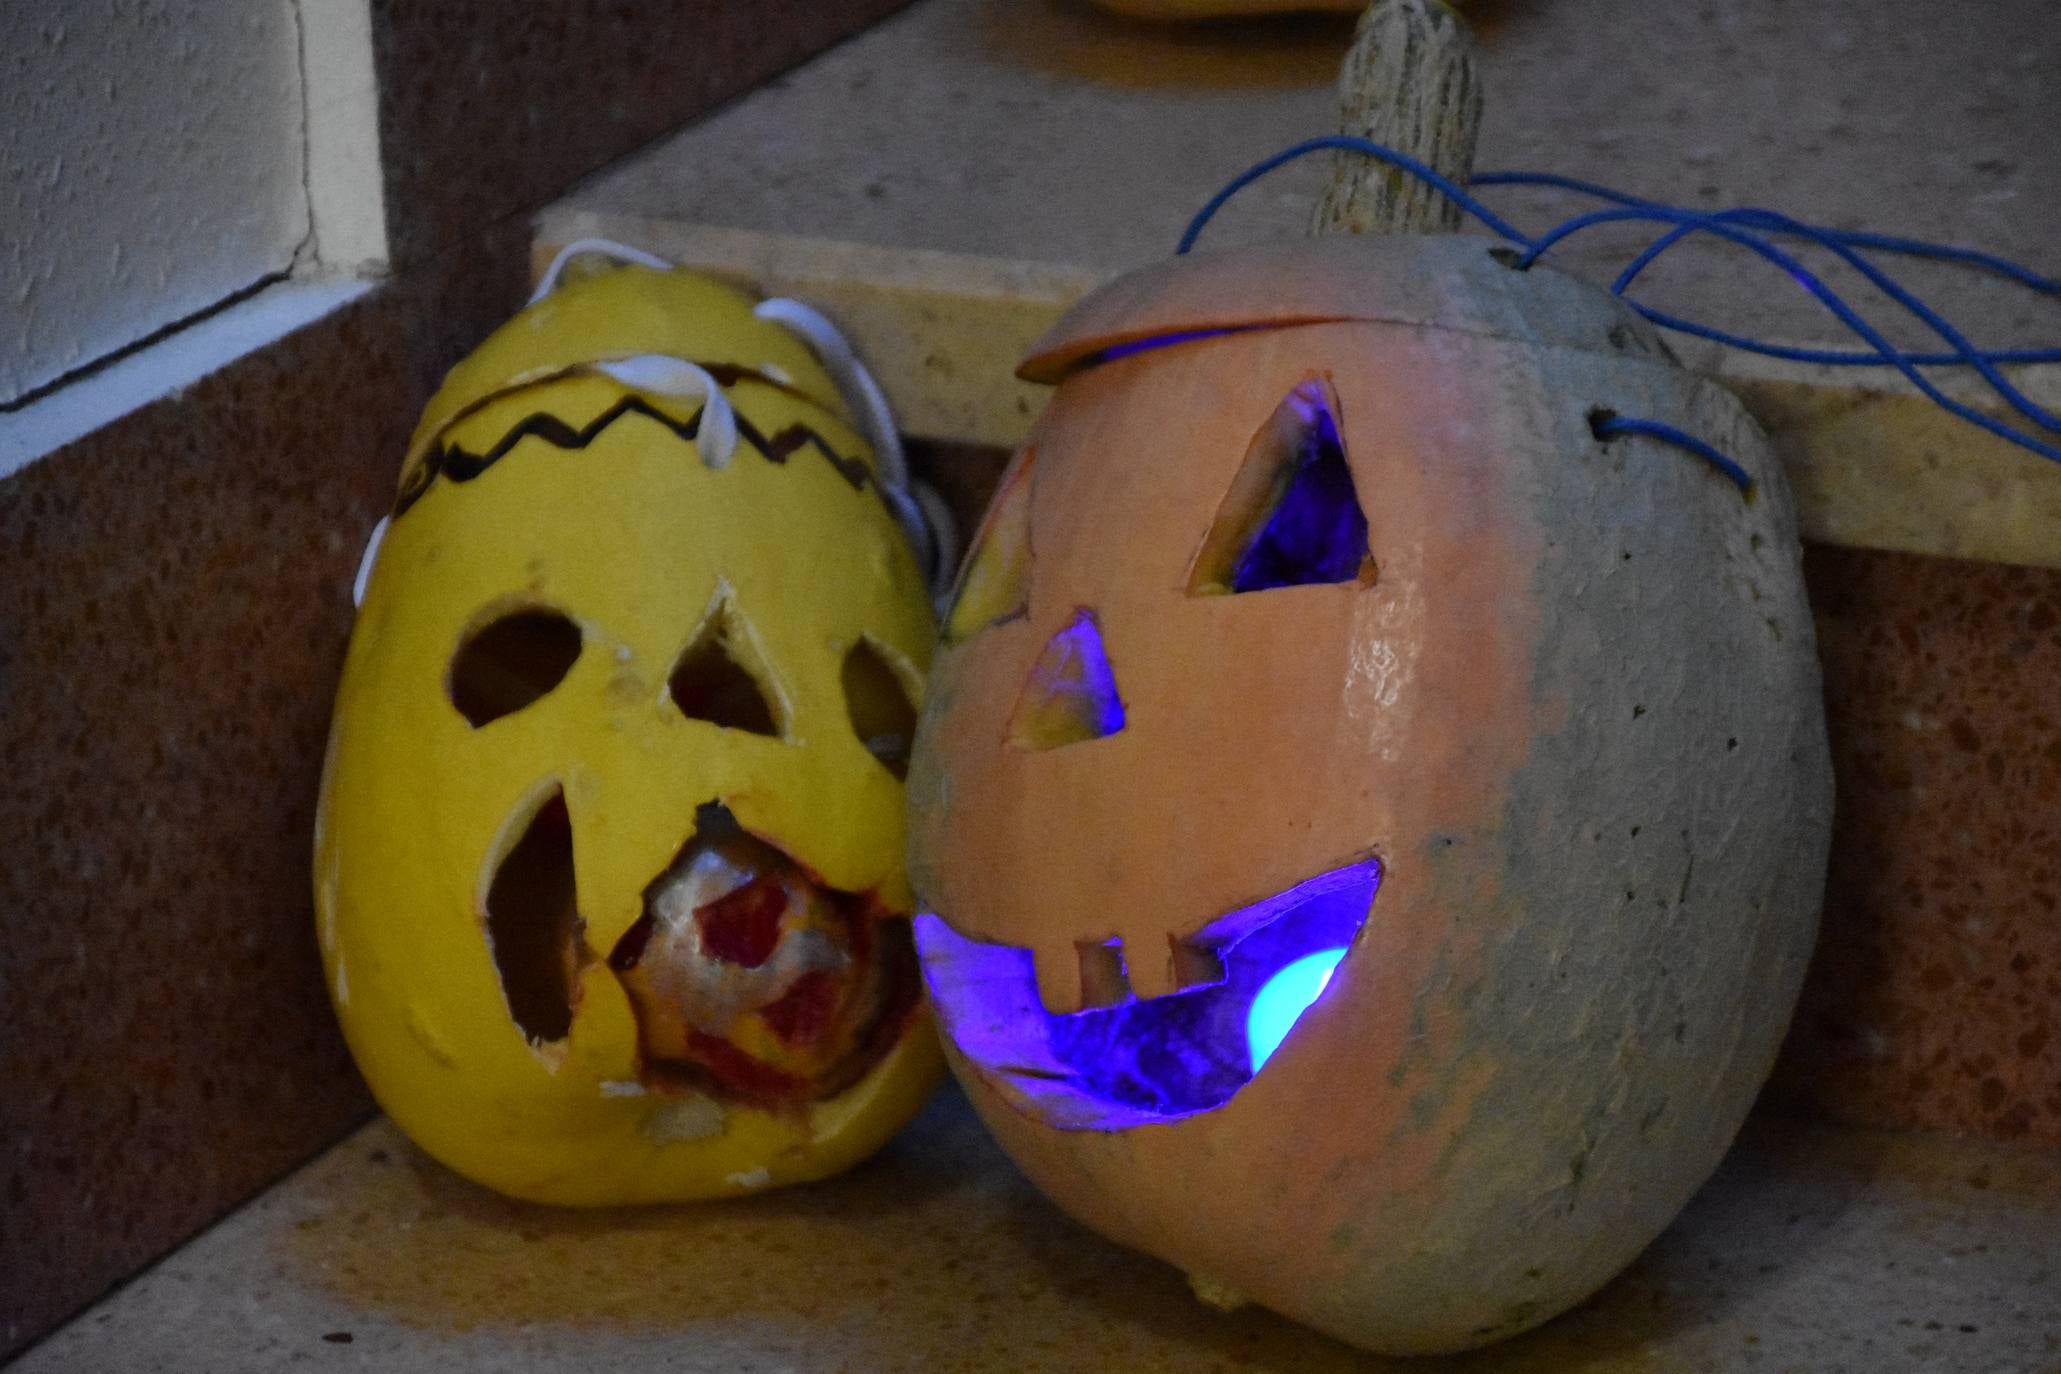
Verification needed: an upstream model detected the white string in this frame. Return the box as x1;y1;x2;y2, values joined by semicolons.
350;243;956;610
911;483;960;610
531;246;743;469
752;298;909;489
352;515;390;608
753;296;957;597
529;237;677;305
591;356;739;469
877;482;933;580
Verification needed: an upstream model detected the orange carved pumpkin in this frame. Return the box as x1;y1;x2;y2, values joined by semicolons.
906;231;1832;1352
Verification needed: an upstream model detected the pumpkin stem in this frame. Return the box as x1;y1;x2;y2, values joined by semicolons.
1309;0;1483;237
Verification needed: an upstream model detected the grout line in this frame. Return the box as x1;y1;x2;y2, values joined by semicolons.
0;274;378;478
288;0;319;272
0;270;292;417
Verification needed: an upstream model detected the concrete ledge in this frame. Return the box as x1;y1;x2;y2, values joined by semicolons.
539;211;2061;569
537;0;2061;569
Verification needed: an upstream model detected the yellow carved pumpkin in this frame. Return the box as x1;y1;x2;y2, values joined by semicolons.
315;262;940;1205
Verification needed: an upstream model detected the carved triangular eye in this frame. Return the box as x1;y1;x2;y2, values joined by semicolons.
944;449;1033;643
842;637;918;780
1008;609;1125;752
668;596;782;737
1187;378;1375;595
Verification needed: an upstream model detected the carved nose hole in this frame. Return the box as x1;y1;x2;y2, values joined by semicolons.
668;593;782;736
1007;609;1126;752
1076;940;1131;1009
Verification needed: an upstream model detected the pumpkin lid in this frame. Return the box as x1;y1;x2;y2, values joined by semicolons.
1018;234;1669;384
402;265;854;494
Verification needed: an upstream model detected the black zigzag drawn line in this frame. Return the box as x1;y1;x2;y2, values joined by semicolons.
396;390;875;517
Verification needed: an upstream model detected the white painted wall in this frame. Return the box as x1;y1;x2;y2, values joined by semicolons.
1;0;313;407
0;0;387;472
300;0;387;271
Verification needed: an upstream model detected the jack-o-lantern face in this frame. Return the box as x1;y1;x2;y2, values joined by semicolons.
316;266;940;1205
907;235;1832;1354
915;371;1391;1126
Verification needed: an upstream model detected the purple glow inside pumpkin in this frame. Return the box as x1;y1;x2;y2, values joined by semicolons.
1025;610;1126;740
915;859;1379;1129
1090;326;1253;365
1230;390;1368;592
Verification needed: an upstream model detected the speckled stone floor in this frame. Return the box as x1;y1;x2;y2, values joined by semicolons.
18;1085;2061;1372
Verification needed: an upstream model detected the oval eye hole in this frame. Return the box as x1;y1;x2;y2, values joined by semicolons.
842;639;917;780
449;608;583;727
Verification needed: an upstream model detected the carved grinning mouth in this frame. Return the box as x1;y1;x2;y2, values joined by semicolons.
914;858;1380;1130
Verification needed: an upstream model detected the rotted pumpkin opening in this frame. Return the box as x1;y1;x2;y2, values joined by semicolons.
1188;377;1376;596
609;802;920;1109
483;788;590;1047
1007;609;1126;752
668;597;782;737
449;607;583;727
915;859;1378;1129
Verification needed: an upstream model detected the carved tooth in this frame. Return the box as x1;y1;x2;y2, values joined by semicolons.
1170;939;1227;991
1076;941;1133;1009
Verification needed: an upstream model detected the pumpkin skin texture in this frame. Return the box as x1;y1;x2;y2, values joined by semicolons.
907;235;1832;1354
316;266;941;1205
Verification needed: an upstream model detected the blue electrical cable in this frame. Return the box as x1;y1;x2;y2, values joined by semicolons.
1178;136;2061;479
1590;412;1754;496
1516;205;2061;461
1176;135;1530;253
1527;204;2061;397
1604;213;2061;367
1472;170;2061;296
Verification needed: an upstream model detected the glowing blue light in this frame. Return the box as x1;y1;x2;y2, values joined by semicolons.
1246;947;1348;1072
1041;610;1126;738
1091;326;1251;364
918;861;1379;1127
